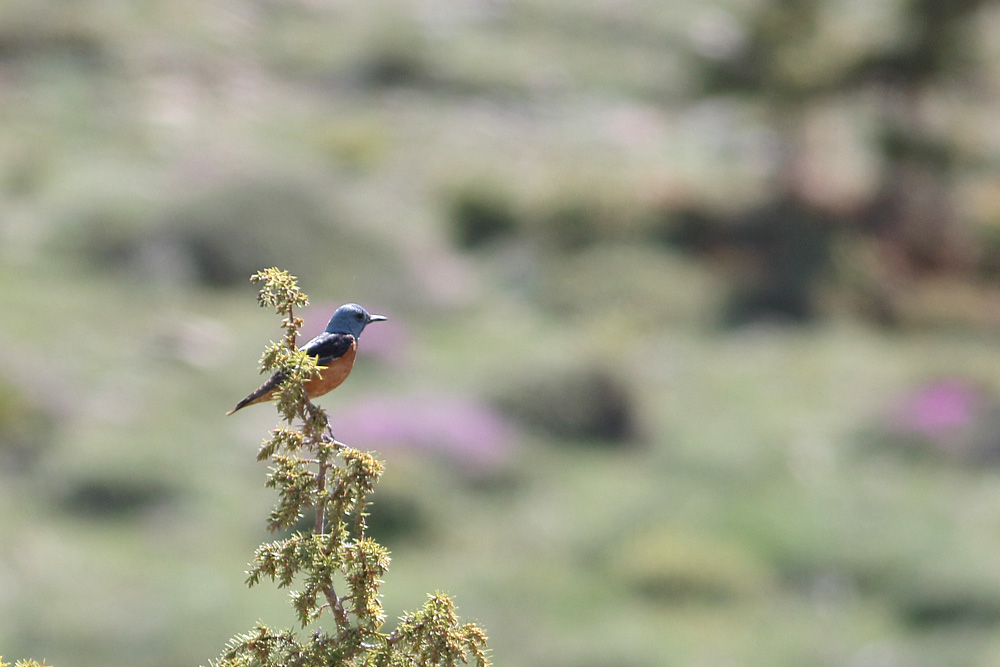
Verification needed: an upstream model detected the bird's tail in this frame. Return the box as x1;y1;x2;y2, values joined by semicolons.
227;371;286;415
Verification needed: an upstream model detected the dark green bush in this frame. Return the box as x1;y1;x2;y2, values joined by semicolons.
540;201;601;252
447;187;519;250
62;199;146;271
892;579;1000;630
351;24;431;89
150;174;337;287
58;475;176;519
495;365;638;444
0;15;106;69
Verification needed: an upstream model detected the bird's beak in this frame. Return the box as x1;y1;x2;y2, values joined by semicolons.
369;314;388;322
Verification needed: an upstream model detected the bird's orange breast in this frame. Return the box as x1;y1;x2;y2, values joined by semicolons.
303;341;358;398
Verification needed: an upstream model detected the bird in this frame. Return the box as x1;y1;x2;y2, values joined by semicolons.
228;303;386;415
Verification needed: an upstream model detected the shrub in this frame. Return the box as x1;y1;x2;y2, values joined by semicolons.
213;269;489;667
495;365;638;444
150;174;337;287
447;187;519;250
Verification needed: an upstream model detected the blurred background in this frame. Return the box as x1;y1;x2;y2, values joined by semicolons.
4;0;1000;665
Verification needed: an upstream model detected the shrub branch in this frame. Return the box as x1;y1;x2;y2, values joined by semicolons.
212;268;489;667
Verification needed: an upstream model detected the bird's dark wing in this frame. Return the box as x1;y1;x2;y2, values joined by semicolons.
301;331;357;366
228;332;357;415
227;370;287;414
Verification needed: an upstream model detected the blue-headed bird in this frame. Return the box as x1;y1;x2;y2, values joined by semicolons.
228;303;386;415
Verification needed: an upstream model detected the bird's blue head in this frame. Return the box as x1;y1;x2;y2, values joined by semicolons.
325;303;387;338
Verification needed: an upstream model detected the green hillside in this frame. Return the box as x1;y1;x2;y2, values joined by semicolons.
3;1;1000;665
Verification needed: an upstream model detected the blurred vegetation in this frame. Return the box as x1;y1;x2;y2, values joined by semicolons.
0;377;55;472
3;0;1000;666
494;365;638;443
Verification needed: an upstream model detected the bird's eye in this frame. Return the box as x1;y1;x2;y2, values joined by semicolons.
355;312;364;320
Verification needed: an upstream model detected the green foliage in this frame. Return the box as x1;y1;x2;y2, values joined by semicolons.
390;594;490;667
213;268;489;667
